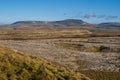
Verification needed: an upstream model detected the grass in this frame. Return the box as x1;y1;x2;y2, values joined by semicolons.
0;29;119;40
55;43;120;53
0;29;91;40
87;27;120;32
80;70;120;80
0;46;90;80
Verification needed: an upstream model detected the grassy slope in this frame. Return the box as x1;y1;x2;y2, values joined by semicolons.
0;46;90;80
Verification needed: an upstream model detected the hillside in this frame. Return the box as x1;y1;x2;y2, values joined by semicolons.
99;22;120;28
0;46;90;80
12;21;44;25
12;19;88;26
9;19;94;29
11;19;120;28
0;19;120;31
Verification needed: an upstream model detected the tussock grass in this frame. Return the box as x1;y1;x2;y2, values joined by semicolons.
0;46;90;80
80;70;120;80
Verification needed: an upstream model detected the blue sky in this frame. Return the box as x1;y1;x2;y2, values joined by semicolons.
0;0;120;23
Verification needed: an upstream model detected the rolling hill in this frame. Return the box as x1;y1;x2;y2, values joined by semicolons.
0;19;120;31
12;19;88;26
10;19;94;29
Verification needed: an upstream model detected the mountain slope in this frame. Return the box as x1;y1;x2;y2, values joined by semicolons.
11;19;92;29
12;21;44;25
1;19;120;30
0;46;90;80
99;22;120;28
52;19;88;26
12;19;88;26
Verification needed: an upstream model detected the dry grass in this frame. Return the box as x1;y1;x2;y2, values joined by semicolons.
0;45;90;80
91;32;120;37
0;29;120;40
80;70;120;80
55;43;120;53
0;29;91;40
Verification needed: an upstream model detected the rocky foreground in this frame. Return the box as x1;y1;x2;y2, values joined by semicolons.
0;37;119;72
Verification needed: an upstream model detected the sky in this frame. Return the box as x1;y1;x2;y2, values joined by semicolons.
0;0;120;24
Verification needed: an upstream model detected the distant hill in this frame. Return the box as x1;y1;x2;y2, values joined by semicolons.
8;19;95;30
99;22;120;28
0;46;90;80
0;19;120;30
11;19;92;28
12;21;44;25
51;19;89;26
12;19;88;26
